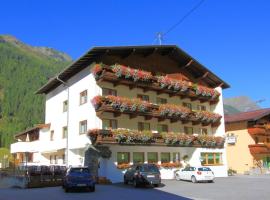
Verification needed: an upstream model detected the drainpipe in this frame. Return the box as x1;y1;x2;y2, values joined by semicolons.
56;76;70;168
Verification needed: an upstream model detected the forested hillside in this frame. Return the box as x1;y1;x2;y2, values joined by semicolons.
0;35;71;148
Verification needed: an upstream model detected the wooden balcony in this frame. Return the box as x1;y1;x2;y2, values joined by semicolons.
248;144;270;155
248;127;270;136
88;129;225;148
93;64;220;104
93;95;221;127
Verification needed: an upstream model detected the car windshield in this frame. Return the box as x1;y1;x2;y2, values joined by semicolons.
198;167;211;171
140;165;159;173
70;168;89;173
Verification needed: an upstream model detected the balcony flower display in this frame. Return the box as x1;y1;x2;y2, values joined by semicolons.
91;95;152;113
192;84;220;99
111;64;153;82
158;162;182;169
156;76;189;92
88;129;225;148
91;64;104;79
117;163;131;169
197;135;217;147
162;132;195;146
159;104;191;119
194;111;221;123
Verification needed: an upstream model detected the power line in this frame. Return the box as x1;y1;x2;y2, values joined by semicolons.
153;0;205;44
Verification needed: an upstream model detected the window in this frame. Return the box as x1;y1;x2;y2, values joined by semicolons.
102;88;117;96
138;122;150;131
62;126;68;138
161;152;170;163
50;155;53;164
183;102;192;110
79;120;87;134
200;128;208;135
201;153;222;165
50;130;54;141
133;152;144;164
173;152;180;163
63;100;68;112
147;152;158;163
80;90;88;105
137;94;149;102
117;152;130;164
157;124;168;133
102;119;118;129
184;127;193;135
156;97;167;104
197;105;206;111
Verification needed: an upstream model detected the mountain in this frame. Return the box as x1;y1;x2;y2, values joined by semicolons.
0;35;71;148
223;96;261;115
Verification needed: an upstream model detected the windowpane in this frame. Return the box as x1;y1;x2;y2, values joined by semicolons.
200;128;208;135
63;100;68;112
79;120;87;134
184;127;193;135
103;119;118;129
117;152;129;164
197;105;206;111
173;152;180;162
50;131;54;141
157;124;168;133
102;88;117;96
138;122;150;131
133;152;144;164
62;126;68;138
147;152;158;163
80;90;88;105
183;102;192;110
137;94;149;102
161;152;170;163
156;97;167;104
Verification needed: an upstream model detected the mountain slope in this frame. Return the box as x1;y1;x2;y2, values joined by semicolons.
0;35;71;148
224;96;261;113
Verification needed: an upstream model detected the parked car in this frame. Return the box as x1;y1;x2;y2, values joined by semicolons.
175;166;214;183
62;166;95;192
124;164;161;187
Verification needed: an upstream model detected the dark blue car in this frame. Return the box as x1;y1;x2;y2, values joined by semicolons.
63;166;95;192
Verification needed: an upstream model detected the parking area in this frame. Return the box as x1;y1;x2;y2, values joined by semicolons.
0;175;269;200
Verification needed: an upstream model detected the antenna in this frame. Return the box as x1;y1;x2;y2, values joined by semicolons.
153;0;205;44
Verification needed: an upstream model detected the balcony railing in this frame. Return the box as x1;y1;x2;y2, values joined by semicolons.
91;64;220;104
248;127;270;136
92;95;222;126
88;129;225;148
248;144;270;155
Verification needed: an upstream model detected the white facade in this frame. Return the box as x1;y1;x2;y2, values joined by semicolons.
11;49;228;183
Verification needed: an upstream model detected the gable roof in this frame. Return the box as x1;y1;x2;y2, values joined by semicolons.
225;108;270;123
36;45;230;94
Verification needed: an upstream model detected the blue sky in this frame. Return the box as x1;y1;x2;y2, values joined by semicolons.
1;0;270;108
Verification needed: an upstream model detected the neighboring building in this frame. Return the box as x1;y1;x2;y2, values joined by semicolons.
11;45;229;182
225;109;270;174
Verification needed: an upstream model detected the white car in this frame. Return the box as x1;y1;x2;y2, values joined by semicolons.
175;166;214;183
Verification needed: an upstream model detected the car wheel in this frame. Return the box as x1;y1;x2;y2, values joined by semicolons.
89;185;95;192
175;174;181;181
191;176;197;183
208;180;214;183
64;187;69;193
153;184;159;187
133;179;138;188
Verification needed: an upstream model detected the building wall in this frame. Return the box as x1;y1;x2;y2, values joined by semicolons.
226;121;255;173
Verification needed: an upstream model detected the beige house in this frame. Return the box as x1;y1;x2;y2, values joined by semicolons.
225;108;270;174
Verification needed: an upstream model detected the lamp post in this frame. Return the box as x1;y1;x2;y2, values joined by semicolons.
56;76;70;168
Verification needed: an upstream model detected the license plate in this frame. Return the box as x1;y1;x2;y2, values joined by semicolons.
77;184;86;186
147;175;155;178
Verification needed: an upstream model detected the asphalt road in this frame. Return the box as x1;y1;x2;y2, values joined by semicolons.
0;175;269;200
